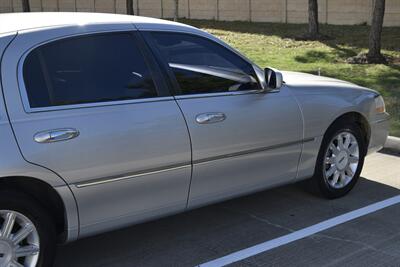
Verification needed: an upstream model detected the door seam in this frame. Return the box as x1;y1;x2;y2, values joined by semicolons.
173;97;194;210
287;87;306;182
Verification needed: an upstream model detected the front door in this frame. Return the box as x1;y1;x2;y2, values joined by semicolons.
2;28;191;237
145;31;303;208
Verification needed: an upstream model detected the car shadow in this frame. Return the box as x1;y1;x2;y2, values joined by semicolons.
380;148;400;157
55;164;400;267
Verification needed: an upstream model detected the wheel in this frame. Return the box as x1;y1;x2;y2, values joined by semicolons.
311;120;366;199
0;190;56;267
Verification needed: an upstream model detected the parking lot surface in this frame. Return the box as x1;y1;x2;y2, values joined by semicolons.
55;151;400;267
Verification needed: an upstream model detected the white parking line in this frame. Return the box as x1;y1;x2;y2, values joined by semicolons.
198;195;400;267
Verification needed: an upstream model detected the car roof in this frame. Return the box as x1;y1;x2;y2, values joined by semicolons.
0;12;257;73
0;12;194;34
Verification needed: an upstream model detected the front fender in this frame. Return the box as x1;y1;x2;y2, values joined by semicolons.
288;85;377;181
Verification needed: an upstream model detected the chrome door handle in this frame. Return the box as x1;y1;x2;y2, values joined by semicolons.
34;128;79;143
196;112;226;124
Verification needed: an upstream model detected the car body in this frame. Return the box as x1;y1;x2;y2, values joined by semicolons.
0;12;389;267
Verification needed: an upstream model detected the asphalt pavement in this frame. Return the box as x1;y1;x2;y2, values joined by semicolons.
55;151;400;267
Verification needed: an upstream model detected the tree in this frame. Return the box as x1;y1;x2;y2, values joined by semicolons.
308;0;319;39
22;0;30;12
367;0;386;63
126;0;134;15
174;0;179;21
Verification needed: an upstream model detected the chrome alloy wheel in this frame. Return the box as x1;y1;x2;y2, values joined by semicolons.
323;131;360;189
0;210;40;267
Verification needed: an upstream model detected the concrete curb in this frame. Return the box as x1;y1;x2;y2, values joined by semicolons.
384;136;400;152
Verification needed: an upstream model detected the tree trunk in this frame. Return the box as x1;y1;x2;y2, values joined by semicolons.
367;0;386;63
308;0;319;38
22;0;30;12
174;0;179;21
126;0;134;15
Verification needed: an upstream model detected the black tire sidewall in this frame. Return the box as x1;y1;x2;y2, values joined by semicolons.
0;190;56;267
314;121;366;199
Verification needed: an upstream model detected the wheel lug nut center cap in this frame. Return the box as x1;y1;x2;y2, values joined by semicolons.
336;151;348;170
0;240;13;264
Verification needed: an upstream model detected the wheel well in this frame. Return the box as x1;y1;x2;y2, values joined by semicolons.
0;176;66;242
328;112;371;148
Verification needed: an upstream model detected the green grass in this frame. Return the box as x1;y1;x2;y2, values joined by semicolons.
181;19;400;137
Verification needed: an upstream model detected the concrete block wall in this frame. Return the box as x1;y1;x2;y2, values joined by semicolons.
75;0;94;12
0;0;399;26
187;0;217;20
286;0;329;24
327;0;371;25
138;0;161;17
218;0;250;21
386;0;400;26
251;0;283;23
286;0;307;23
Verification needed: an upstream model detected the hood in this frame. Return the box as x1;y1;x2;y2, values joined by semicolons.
281;71;357;87
279;70;379;96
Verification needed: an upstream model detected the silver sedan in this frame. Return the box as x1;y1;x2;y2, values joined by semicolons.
0;13;389;267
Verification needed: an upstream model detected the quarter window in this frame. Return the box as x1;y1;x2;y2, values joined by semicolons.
149;32;259;95
23;33;158;108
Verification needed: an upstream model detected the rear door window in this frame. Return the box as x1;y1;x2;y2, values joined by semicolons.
23;32;158;108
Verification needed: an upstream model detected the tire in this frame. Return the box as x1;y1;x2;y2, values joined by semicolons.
311;120;366;199
0;190;56;267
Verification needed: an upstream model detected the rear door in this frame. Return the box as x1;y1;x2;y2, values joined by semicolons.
143;31;303;208
2;26;191;237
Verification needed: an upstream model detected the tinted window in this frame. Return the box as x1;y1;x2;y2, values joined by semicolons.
150;32;259;95
23;33;158;108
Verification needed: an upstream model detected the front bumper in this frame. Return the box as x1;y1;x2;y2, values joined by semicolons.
368;112;390;155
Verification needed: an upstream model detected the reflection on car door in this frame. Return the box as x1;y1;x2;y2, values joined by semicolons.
2;30;192;237
145;31;304;208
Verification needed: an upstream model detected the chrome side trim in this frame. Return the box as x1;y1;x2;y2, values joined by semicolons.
75;164;191;188
19;96;175;113
173;84;284;101
34;128;79;143
74;138;315;188
174;90;263;100
193;138;315;165
196;112;226;124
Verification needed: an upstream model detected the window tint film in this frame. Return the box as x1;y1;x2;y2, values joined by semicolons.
150;32;259;95
23;33;158;108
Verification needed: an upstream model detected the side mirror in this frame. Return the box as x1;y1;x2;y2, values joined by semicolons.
264;67;283;90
